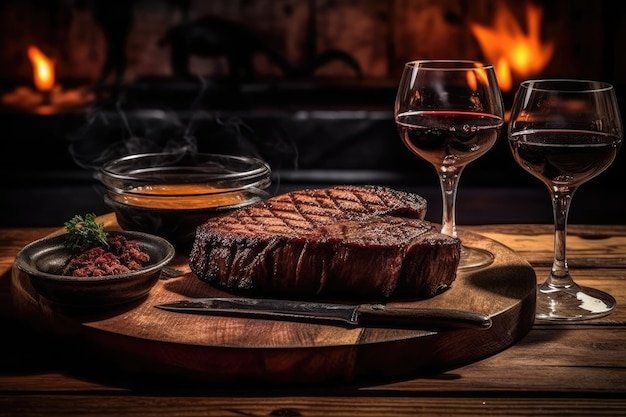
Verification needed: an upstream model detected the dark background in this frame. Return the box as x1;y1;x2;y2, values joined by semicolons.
1;0;625;227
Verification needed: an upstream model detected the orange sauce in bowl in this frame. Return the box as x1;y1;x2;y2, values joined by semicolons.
112;184;252;209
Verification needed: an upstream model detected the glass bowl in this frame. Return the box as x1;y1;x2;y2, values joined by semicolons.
98;152;272;251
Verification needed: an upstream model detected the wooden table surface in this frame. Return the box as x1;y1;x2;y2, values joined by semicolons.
1;222;625;416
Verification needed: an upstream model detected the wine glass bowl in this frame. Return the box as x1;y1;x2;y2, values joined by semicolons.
507;79;623;321
394;60;505;270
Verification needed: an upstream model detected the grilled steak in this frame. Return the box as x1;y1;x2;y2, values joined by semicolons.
189;185;461;299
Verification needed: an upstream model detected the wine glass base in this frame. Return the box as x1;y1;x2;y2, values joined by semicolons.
535;285;616;322
458;245;494;270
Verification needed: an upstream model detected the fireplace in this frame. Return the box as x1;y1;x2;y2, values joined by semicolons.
1;0;624;227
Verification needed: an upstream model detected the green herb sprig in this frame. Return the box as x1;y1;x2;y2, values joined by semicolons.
64;213;109;251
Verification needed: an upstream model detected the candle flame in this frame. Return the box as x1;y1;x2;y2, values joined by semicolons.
27;45;55;92
469;1;554;92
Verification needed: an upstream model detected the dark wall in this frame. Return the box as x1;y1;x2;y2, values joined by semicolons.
1;1;625;227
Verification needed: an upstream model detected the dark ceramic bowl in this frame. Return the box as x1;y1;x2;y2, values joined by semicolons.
14;230;175;310
98;152;272;251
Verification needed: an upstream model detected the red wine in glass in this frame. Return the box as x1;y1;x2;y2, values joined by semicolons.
396;111;501;169
509;130;620;188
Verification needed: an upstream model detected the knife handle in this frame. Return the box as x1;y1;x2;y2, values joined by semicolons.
357;304;492;330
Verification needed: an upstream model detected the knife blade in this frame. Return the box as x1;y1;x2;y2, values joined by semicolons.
155;298;492;330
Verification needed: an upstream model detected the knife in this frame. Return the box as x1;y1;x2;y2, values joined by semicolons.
155;297;492;330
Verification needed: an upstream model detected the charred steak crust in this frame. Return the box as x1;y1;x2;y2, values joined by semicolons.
189;185;461;299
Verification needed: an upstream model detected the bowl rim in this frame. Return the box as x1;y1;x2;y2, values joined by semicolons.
99;152;271;183
98;152;272;199
15;230;176;283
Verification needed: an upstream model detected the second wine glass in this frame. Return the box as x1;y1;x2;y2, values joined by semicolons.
508;79;623;321
394;60;505;270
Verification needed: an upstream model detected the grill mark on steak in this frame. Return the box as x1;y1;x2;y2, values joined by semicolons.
259;185;427;236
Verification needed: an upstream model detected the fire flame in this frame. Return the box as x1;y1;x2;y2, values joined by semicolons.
27;45;55;92
469;2;554;92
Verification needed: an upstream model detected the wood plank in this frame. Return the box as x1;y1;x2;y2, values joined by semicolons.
377;328;626;393
470;224;626;267
1;395;626;417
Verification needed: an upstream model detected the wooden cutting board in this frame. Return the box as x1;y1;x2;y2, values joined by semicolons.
11;213;536;385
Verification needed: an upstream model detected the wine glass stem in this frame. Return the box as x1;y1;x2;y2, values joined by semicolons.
438;166;464;239
545;186;578;290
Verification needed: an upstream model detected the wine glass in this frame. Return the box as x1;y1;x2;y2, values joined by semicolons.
508;79;623;321
394;60;505;270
